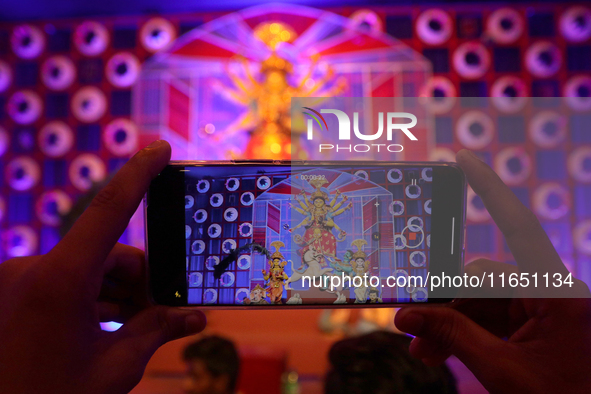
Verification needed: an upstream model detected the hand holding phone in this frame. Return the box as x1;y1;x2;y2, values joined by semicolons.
146;161;466;307
0;140;206;394
395;150;591;393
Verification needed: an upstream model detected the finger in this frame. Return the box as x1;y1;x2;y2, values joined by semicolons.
456;150;569;278
454;260;519;336
421;355;452;367
465;258;519;276
99;277;133;301
395;306;510;383
103;243;145;282
98;302;122;323
98;301;144;323
461;261;534;334
110;306;206;365
460;258;519;298
99;244;149;307
50;141;170;287
454;298;521;338
408;336;451;363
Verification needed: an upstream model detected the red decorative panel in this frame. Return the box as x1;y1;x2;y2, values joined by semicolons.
267;203;281;234
167;83;190;140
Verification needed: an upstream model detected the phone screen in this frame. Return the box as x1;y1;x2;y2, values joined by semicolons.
146;162;465;307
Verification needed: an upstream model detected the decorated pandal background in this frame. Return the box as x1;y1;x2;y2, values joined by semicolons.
2;3;591;393
134;5;430;161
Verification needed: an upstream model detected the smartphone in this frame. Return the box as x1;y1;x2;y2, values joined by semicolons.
145;161;466;307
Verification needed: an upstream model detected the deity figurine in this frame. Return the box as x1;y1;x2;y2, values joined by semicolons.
367;287;383;303
215;21;347;159
291;180;351;235
262;241;289;304
243;284;269;305
327;250;354;278
290;178;352;267
350;239;370;304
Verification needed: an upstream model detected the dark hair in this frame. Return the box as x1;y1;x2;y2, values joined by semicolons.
325;331;457;394
183;336;240;391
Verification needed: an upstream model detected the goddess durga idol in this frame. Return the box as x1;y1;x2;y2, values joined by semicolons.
290;178;352;268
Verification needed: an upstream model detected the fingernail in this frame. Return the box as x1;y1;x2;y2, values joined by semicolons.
146;140;165;149
466;150;481;161
185;313;206;334
396;311;424;335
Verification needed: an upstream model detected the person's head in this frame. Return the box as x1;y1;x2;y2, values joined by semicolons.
325;331;457;394
183;336;240;394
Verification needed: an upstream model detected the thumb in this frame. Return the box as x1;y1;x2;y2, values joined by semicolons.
113;306;206;365
395;307;510;380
